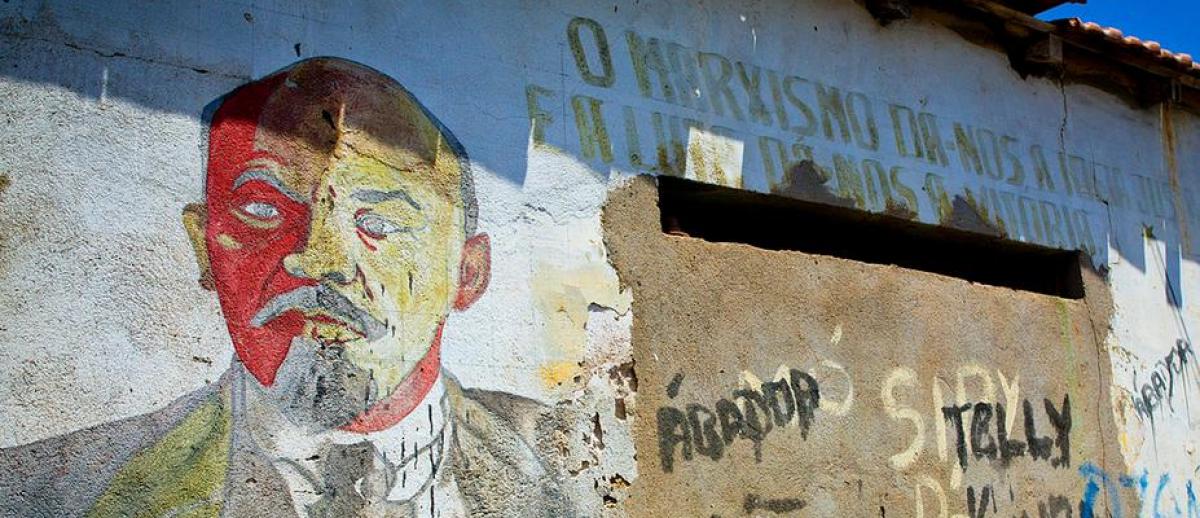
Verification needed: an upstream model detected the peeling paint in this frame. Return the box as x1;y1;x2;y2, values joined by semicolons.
943;193;1005;237
1;0;1198;516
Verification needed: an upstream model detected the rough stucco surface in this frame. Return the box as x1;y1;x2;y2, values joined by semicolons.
0;0;1197;515
605;177;1130;516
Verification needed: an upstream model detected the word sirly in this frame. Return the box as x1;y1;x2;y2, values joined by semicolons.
657;369;820;472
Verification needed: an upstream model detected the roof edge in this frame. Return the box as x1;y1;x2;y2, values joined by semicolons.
866;0;1200;109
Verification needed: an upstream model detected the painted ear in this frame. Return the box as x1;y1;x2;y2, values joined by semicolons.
181;203;215;291
453;233;491;310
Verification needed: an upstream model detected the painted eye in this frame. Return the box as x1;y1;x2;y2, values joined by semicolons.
240;201;280;219
356;214;406;238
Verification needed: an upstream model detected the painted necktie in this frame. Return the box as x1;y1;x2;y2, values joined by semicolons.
308;441;388;517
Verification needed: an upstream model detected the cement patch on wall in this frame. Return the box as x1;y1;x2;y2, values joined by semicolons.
604;176;1131;516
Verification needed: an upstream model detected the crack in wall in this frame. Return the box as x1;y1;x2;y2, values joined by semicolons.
2;32;248;81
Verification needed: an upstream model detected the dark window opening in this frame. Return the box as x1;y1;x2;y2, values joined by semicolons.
658;176;1084;299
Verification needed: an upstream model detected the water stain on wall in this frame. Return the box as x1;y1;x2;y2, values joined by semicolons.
531;245;631;391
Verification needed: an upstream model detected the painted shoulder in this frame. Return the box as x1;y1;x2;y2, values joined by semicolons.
0;377;231;518
88;380;233;518
444;374;581;517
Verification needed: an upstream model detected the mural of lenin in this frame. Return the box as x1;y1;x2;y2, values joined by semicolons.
0;57;576;517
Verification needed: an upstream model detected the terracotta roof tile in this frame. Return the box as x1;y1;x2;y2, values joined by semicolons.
1055;17;1200;75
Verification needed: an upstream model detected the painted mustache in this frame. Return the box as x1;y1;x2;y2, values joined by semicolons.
250;284;387;341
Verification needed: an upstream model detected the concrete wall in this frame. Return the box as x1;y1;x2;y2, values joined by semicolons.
0;0;1196;516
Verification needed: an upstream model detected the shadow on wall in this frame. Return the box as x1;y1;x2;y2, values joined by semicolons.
0;0;250;114
1;0;1192;306
0;0;532;187
4;0;1195;311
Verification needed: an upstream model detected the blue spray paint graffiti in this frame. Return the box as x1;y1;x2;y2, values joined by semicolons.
1078;462;1199;518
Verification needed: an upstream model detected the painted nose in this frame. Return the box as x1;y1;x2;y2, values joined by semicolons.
283;207;355;284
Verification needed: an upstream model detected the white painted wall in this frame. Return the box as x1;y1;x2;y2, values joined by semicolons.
0;0;1196;514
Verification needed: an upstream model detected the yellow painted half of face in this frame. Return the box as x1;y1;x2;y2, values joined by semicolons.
281;131;466;396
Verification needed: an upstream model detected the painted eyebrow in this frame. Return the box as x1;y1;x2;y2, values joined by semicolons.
351;189;422;210
232;169;306;204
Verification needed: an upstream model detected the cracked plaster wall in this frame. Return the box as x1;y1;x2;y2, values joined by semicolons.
0;0;1198;515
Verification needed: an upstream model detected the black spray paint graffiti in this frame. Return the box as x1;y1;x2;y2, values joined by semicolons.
963;485;1073;518
657;370;820;472
966;485;998;518
1132;339;1198;424
743;493;807;514
942;395;1071;471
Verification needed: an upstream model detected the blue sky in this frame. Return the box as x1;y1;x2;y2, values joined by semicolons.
1039;0;1199;57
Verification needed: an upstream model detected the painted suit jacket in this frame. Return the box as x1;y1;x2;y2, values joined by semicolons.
0;370;576;517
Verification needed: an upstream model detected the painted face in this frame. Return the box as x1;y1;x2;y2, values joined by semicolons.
202;60;467;425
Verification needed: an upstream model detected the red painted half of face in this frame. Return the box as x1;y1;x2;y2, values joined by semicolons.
205;74;315;386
